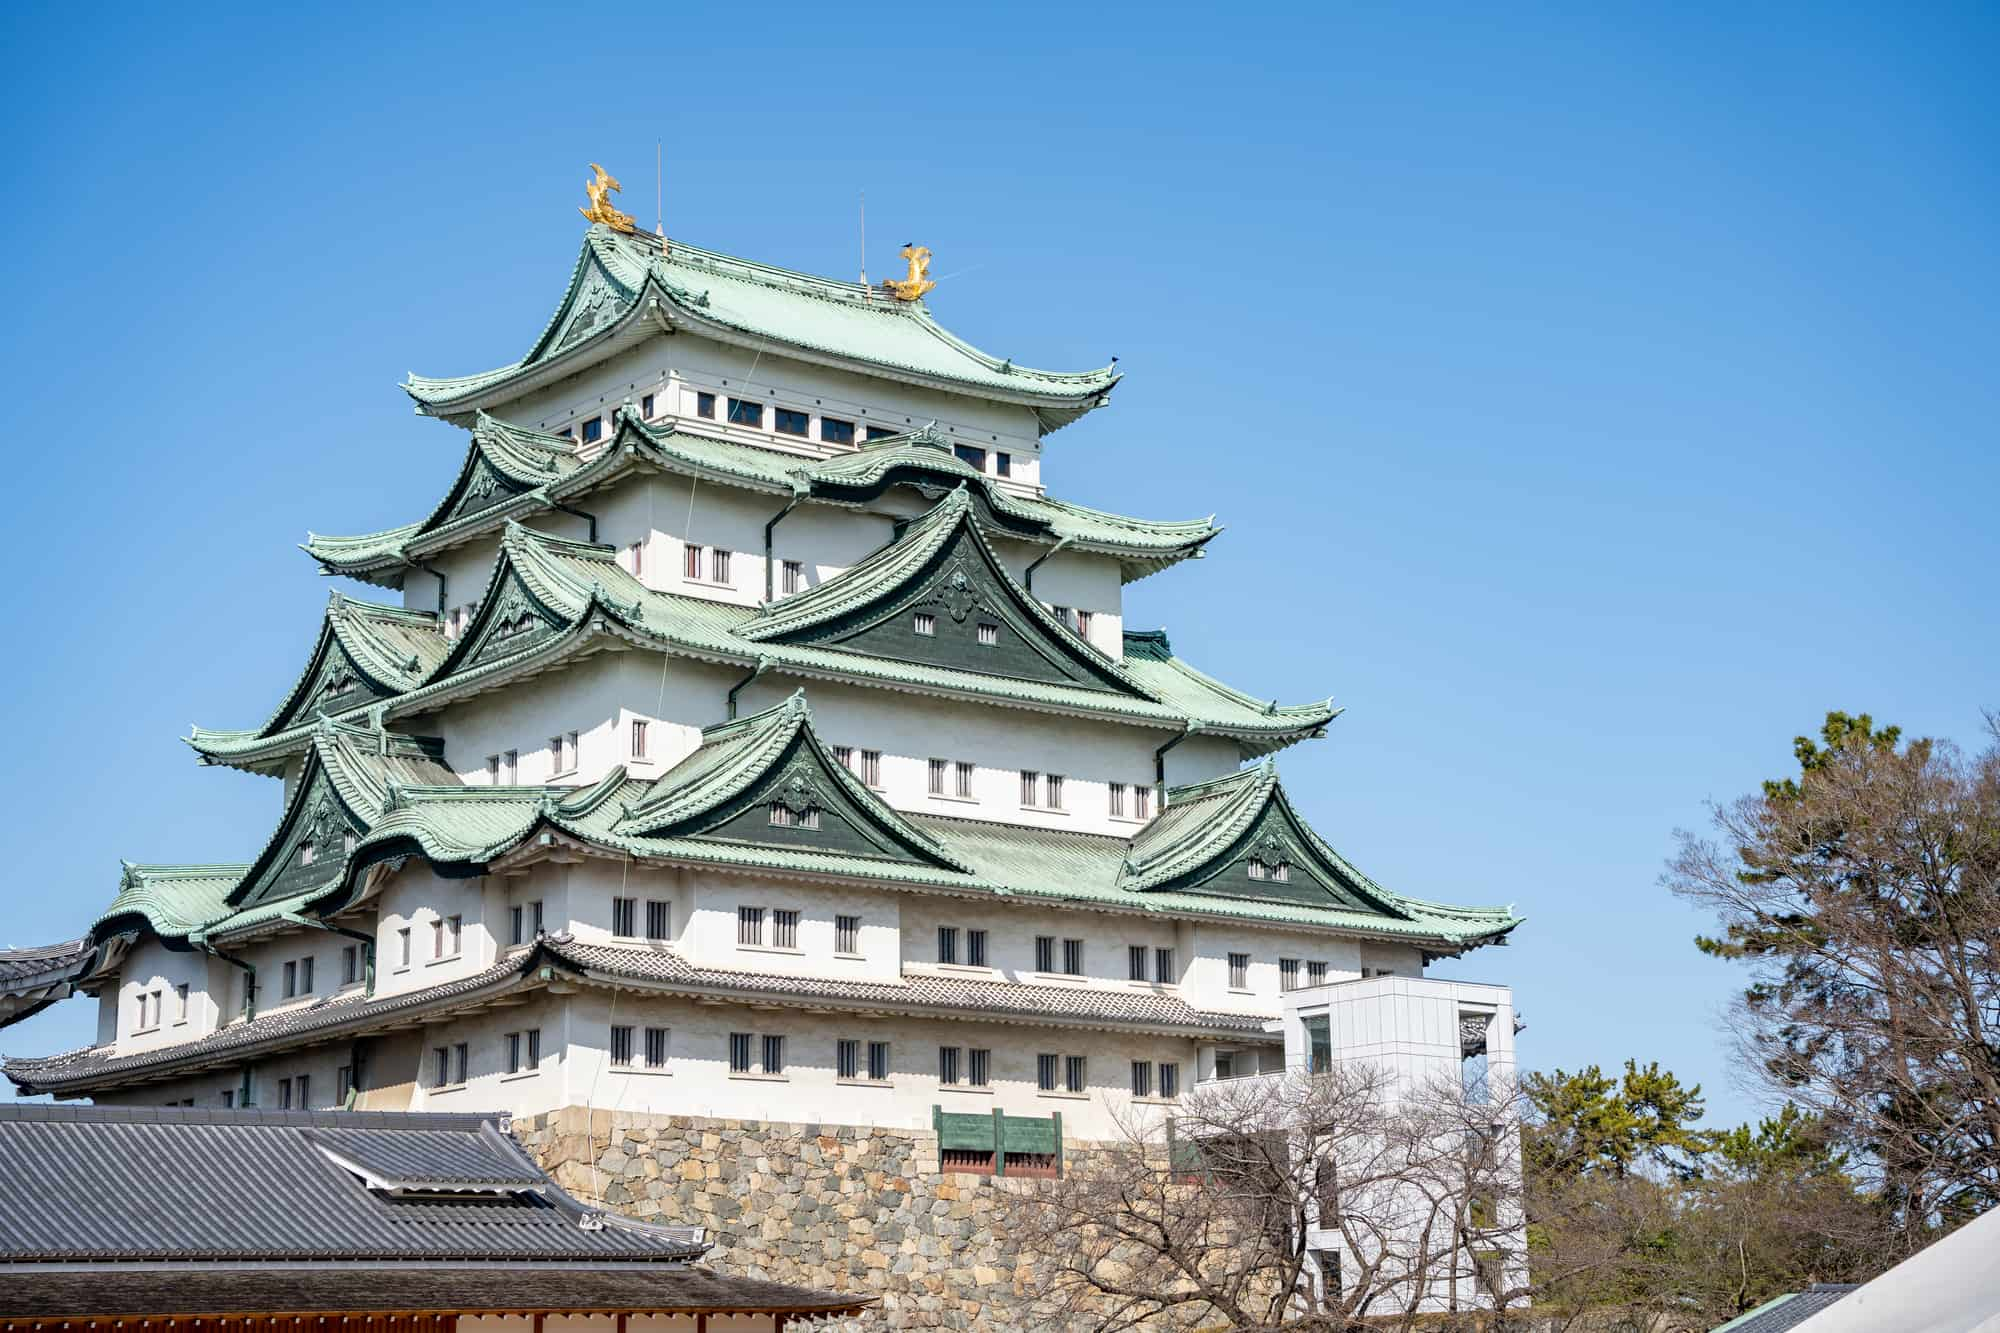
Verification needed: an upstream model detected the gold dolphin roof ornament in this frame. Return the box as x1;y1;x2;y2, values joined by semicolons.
579;163;636;234
883;243;937;302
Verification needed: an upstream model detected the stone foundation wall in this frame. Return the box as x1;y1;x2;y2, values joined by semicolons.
517;1107;1082;1331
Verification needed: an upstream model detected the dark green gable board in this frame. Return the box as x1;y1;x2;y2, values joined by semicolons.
458;570;570;672
1176;801;1398;914
272;638;393;734
442;453;536;526
673;735;953;866
773;524;1137;695
229;765;366;909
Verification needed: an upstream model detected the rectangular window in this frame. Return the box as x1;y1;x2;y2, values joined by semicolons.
1307;1015;1334;1075
300;957;314;994
937;926;959;965
772;909;799;950
526;1028;541;1069
1037;1053;1058;1092
282;960;297;999
833;744;853;771
1131;1060;1153;1099
781;559;804;595
1128;945;1148;982
1020;770;1039;806
837;1038;859;1080
967;928;988;967
338;944;359;985
1034;936;1055;973
1065;1055;1087;1094
502;751;518;783
222;1090;234;1108
175;982;189;1021
860;750;882;786
646;900;671;942
625;541;644;577
954;760;975;799
1075;610;1093;638
939;1046;961;1085
1229;952;1251;990
641;392;655;418
398;927;412;967
774;407;810;437
738;906;764;946
1047;775;1064;810
558;426;573;440
836;914;860;955
928;758;947;795
1308;960;1328;987
1280;958;1301;992
433;1046;450;1087
580;416;604;444
563;731;578;772
913;611;936;636
337;1065;354;1102
969;1047;990;1087
726;398;763;428
953;444;988;471
1154;947;1175;984
1062;938;1084;975
506;1031;523;1075
612;897;637;938
486;754;500;783
531;900;544;936
1159;1062;1180;1099
821;416;855;445
609;1025;634;1068
768;801;821;829
762;1034;786;1076
865;424;897;441
868;1040;891;1081
729;1032;753;1074
995;452;1012;478
710;548;731;583
644;1026;669;1069
684;543;704;579
278;1077;293;1109
510;905;524;946
1135;785;1152;819
1109;782;1126;817
453;1043;467;1084
696;391;716;419
976;622;998;646
630;718;648;759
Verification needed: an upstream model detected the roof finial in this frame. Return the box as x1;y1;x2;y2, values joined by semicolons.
579;163;636;234
883;244;936;302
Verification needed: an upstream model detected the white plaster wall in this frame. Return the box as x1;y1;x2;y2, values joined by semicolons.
373;863;501;998
1179;923;1389;1014
109;940;218;1051
897;896;1178;989
683;872;902;984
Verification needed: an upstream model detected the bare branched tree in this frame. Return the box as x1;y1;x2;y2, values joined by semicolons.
1665;710;2000;1238
995;1064;1535;1332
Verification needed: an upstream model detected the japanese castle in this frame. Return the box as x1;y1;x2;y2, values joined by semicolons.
1;175;1521;1136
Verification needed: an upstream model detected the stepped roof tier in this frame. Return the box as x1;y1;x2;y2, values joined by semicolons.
305;411;1217;589
403;228;1119;432
204;498;1331;775
219;593;447;749
0;940;94;1030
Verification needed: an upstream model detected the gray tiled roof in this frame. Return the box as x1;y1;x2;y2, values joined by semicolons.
0;1104;704;1264
0;938;91;987
8;936;1278;1096
0;1267;870;1319
1711;1285;1859;1333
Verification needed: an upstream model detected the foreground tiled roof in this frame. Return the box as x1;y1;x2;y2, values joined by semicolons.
404;227;1118;431
1709;1286;1859;1333
0;939;95;1031
0;1105;702;1263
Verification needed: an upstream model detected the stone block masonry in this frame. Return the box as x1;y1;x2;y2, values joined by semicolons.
515;1108;1077;1332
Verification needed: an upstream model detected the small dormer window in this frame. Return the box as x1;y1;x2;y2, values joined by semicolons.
914;612;936;636
775;408;809;438
821;416;855;446
769;802;822;829
977;623;998;646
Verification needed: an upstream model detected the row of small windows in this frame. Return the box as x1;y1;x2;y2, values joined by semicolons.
613;896;673;942
910;608;1091;642
132;983;189;1032
1279;958;1331;991
427;1028;541;1089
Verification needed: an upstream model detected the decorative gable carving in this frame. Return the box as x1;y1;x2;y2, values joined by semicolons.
554;263;628;351
459;572;568;671
1198;802;1378;910
443;456;530;524
232;766;364;909
273;640;389;734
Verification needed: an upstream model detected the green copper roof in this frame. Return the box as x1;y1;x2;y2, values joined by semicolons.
95;864;249;939
304;411;1216;589
214;510;1330;774
189;595;446;771
404;228;1120;431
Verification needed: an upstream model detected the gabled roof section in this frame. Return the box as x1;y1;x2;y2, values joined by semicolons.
1118;764;1518;942
741;488;1144;696
405;227;1119;432
616;691;968;871
0;939;96;1031
94;863;249;940
306;412;1217;588
222;720;454;913
190;593;444;769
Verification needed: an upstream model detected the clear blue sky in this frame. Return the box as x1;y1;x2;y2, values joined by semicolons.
1;2;1994;1129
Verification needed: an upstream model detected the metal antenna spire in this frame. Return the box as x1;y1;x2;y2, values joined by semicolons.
655;140;664;237
859;190;868;292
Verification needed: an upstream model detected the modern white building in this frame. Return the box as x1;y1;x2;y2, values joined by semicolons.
1;190;1522;1148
